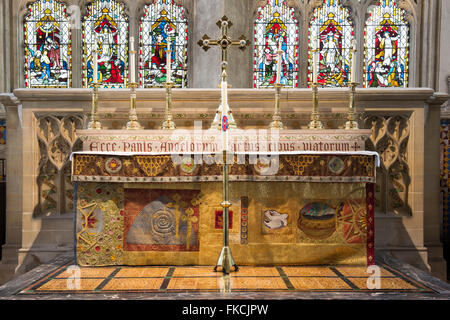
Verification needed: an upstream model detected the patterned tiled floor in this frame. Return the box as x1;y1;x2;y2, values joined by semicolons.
18;263;434;295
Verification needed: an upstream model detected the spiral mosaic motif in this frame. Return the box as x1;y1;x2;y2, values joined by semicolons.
150;208;176;239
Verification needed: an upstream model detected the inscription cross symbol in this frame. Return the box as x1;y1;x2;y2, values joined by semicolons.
197;16;250;71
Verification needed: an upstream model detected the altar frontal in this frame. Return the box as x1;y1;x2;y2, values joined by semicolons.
72;152;377;266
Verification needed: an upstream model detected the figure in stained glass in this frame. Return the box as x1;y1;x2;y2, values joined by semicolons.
82;0;128;88
364;0;409;87
24;1;71;88
309;0;354;87
254;0;299;88
140;0;188;87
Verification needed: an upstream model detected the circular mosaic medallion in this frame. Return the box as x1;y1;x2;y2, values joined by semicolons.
254;159;274;175
180;157;196;174
105;157;122;174
328;157;345;174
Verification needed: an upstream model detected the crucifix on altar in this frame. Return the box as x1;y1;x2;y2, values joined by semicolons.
198;16;249;274
198;16;249;130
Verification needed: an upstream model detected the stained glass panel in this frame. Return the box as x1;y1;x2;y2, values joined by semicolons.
24;0;71;88
308;0;354;87
253;0;299;88
82;0;129;88
139;0;188;88
364;0;409;87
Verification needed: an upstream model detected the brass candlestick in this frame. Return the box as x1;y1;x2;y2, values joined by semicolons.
161;81;176;130
87;82;102;130
269;83;284;129
345;82;359;130
126;82;142;130
307;82;323;130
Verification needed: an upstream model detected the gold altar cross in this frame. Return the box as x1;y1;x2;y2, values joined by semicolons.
197;16;250;71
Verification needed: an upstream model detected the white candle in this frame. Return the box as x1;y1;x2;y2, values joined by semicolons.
313;48;318;84
221;78;227;108
93;36;98;84
130;36;136;83
351;39;356;83
276;39;282;84
221;75;228;151
166;36;171;83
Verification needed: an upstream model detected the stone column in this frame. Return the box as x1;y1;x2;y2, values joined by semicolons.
418;0;440;89
0;94;21;285
424;92;449;280
0;0;11;92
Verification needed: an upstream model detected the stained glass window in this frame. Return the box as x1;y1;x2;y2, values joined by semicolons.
364;0;409;87
139;0;188;88
82;0;129;88
308;0;354;87
253;0;299;88
24;0;71;88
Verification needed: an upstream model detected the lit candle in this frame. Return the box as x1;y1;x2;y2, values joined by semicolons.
276;39;282;84
166;36;172;83
130;36;136;83
351;39;356;83
93;36;98;84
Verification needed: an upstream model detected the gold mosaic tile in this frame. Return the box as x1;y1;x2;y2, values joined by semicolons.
348;277;419;290
55;267;117;279
336;266;395;277
289;277;351;290
229;267;280;277
115;267;169;278
167;277;220;290
229;277;288;290
102;278;165;291
172;267;220;277
282;267;336;277
36;278;104;291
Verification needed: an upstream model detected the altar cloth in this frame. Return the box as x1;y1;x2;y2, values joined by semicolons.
72;151;377;267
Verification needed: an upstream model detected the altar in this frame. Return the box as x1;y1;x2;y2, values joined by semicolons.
72;133;378;267
71;16;379;269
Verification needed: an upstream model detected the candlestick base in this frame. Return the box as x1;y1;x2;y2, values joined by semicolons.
308;82;323;130
87;120;102;130
161;119;176;130
308;119;324;130
345;82;359;130
87;83;102;130
161;81;176;130
269;119;284;129
344;120;359;130
269;83;284;129
126;112;143;130
214;246;238;274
